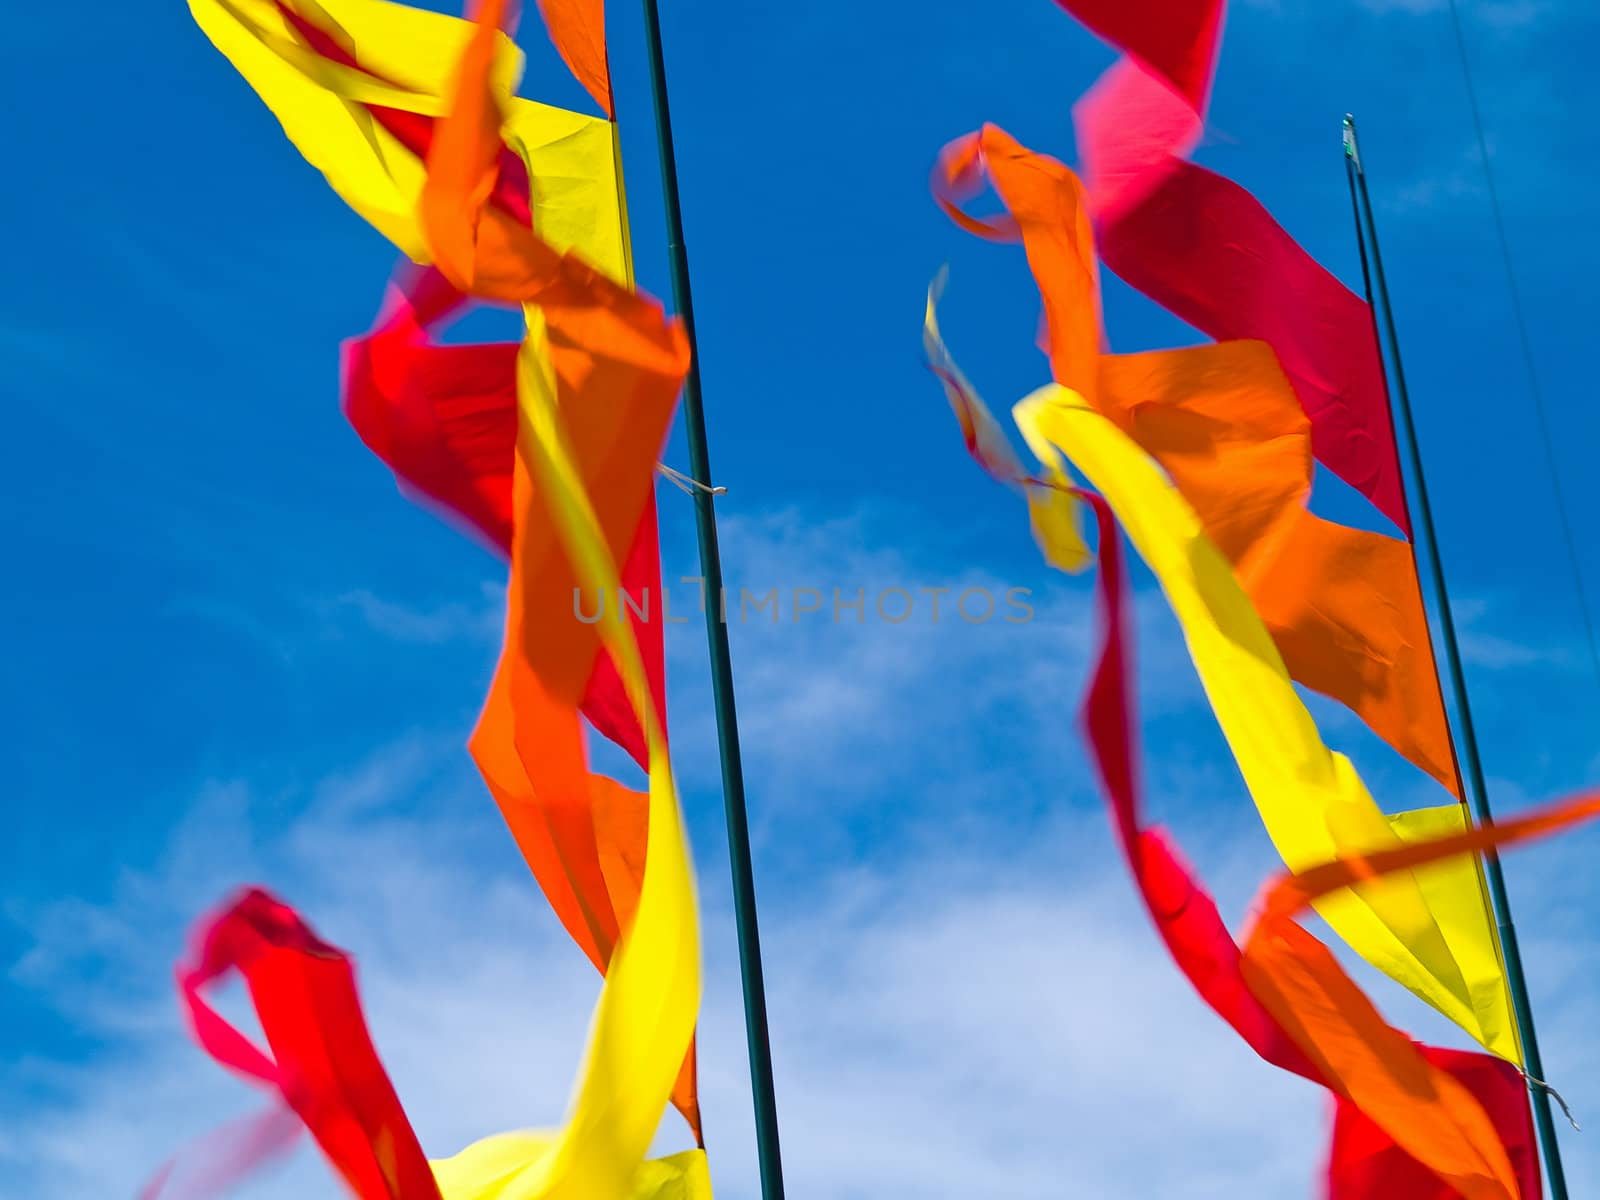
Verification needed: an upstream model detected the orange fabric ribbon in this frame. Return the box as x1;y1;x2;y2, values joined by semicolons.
423;0;700;1139
536;0;611;116
1242;791;1600;1200
1073;485;1543;1199
935;123;1458;796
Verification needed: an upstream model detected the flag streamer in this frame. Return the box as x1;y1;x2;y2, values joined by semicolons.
923;270;1089;574
534;0;612;116
341;264;667;770
934;124;1456;797
928;118;1520;1061
1014;382;1516;1060
151;307;710;1189
189;0;626;281
182;0;706;1158
1068;483;1543;1199
1054;0;1410;533
151;877;710;1199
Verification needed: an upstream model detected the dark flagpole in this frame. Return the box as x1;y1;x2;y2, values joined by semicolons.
634;4;787;1196
1343;114;1569;1200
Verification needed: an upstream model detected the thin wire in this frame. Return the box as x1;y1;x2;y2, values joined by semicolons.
1444;0;1600;695
1344;116;1572;1197
657;462;726;497
1524;1070;1583;1132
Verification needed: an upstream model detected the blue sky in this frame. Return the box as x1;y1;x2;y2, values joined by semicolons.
3;0;1600;1195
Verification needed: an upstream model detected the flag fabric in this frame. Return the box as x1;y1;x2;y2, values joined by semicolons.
148;878;709;1198
1065;482;1543;1199
341;263;668;771
928;122;1520;1063
534;0;612;116
934;124;1458;799
1014;379;1516;1061
188;0;703;1144
923;270;1090;573
1052;0;1411;532
189;0;627;282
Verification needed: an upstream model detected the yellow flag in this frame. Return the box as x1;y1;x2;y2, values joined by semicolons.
424;316;707;1197
923;274;1090;573
1016;384;1518;1063
188;0;627;281
433;1134;710;1200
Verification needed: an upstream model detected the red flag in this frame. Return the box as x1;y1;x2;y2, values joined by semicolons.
340;266;667;770
1054;0;1410;533
1073;488;1540;1199
150;888;441;1200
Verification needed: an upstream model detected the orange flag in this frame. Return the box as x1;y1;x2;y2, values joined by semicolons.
473;319;703;1141
536;0;611;116
427;0;700;1139
936;123;1459;796
1243;791;1600;1199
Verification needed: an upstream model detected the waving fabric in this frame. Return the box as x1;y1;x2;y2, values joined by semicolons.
534;0;612;116
933;125;1457;797
923;270;1089;573
1050;0;1409;532
156;888;446;1200
196;0;654;766
151;875;709;1199
158;3;707;1183
927;130;1513;1069
340;264;667;772
1014;382;1516;1060
1069;485;1541;1200
929;128;1516;1060
189;0;702;1143
149;331;708;1190
189;0;626;282
427;0;702;1141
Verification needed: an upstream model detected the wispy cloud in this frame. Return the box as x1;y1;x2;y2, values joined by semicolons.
12;720;1596;1198
323;582;506;646
648;504;1203;839
0;736;1330;1200
9;503;1598;1199
1452;594;1580;671
1383;155;1483;217
1352;0;1548;29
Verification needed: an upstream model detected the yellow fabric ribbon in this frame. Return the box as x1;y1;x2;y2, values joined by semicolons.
191;0;704;1188
1015;384;1519;1062
923;273;1090;573
188;0;627;281
433;1134;710;1200
424;314;707;1197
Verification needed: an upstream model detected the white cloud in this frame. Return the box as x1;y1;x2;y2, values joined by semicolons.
20;738;1594;1199
9;502;1599;1200
322;582;506;646
1;743;1334;1200
1449;595;1584;672
652;505;1201;810
1351;0;1547;28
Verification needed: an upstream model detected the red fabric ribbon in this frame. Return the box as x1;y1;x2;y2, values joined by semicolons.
1049;0;1224;111
272;0;535;225
1072;488;1538;1199
145;888;440;1200
339;266;667;770
264;3;665;766
1055;0;1410;533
